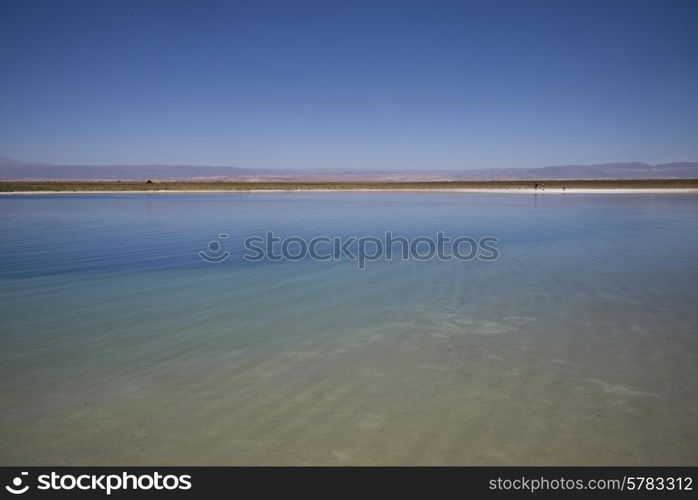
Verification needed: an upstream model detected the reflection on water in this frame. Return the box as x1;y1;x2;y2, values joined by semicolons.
1;193;697;464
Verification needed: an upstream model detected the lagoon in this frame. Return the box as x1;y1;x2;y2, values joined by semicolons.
1;193;697;464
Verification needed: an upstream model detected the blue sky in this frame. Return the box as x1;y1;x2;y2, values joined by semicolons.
1;0;696;169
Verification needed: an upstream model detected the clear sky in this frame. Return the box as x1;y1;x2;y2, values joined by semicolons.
1;0;696;169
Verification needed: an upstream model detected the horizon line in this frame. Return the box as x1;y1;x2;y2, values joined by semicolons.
2;155;697;172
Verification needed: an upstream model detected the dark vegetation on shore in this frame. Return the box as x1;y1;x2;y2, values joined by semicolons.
1;179;697;192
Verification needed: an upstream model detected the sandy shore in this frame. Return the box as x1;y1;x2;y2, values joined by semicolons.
2;187;698;195
3;178;698;194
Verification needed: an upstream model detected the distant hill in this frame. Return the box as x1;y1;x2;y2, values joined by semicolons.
1;156;696;181
445;162;698;181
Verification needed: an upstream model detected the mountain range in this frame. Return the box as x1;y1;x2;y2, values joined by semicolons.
1;156;697;182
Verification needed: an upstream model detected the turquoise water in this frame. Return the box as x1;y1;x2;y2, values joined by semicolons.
1;192;697;465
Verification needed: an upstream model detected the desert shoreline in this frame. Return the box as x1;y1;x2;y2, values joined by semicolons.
2;179;698;194
2;188;698;195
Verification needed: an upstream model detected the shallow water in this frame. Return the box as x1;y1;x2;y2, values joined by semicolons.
1;192;697;465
